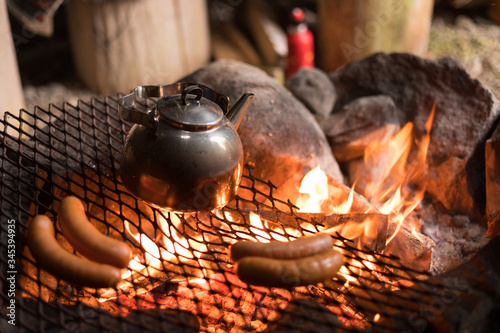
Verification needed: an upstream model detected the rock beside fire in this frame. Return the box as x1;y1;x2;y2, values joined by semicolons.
285;67;336;124
180;60;344;202
329;52;500;221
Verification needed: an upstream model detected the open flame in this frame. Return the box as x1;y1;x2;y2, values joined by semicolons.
296;167;329;213
296;105;435;247
365;105;435;244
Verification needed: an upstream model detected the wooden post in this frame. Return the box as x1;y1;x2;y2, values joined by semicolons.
0;0;25;117
488;0;500;24
317;0;434;72
66;0;211;95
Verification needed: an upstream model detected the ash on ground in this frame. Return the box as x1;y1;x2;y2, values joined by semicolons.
418;203;490;275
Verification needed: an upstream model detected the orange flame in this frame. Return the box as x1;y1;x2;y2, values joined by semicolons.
295;104;436;248
296;167;329;213
296;167;355;214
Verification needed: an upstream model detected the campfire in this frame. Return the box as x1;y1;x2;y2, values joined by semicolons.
2;54;499;332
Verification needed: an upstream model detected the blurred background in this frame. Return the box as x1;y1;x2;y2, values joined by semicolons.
1;0;499;113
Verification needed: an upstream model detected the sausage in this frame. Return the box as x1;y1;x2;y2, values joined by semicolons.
234;248;344;288
58;196;132;269
27;215;122;288
229;233;334;262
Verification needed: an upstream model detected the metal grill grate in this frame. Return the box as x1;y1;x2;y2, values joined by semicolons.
1;97;467;332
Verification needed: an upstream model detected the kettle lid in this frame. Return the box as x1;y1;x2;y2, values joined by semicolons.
158;85;223;131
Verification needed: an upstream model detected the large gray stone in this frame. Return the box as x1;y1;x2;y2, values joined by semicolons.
180;60;344;203
285;67;336;124
329;52;500;221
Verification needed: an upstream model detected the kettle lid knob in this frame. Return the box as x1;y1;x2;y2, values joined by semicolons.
158;85;224;131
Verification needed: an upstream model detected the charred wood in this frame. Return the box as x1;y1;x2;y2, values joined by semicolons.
323;95;401;162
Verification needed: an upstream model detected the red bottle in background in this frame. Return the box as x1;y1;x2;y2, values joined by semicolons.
286;7;314;78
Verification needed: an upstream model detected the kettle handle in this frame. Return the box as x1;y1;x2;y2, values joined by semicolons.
119;83;230;130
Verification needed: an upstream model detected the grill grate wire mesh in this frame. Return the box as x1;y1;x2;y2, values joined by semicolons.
0;97;467;332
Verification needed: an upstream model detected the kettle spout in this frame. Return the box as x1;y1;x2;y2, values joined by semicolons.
226;93;254;130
